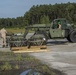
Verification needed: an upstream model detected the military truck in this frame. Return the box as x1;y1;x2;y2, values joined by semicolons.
49;18;76;43
8;18;76;49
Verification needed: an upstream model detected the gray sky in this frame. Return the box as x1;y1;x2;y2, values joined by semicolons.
0;0;76;18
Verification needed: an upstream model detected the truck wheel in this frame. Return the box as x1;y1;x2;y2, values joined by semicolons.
70;30;76;43
67;36;72;42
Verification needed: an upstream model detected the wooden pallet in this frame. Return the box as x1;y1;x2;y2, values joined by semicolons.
11;45;48;53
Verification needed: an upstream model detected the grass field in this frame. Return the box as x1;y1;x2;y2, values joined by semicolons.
6;28;25;33
0;52;65;75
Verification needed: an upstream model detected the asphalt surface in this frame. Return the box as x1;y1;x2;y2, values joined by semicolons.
0;47;11;52
30;39;76;75
0;38;10;52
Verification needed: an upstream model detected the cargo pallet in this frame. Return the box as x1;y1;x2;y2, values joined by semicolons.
11;45;48;53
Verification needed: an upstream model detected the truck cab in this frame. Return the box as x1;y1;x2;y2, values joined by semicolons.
51;18;68;29
49;18;76;43
50;18;68;38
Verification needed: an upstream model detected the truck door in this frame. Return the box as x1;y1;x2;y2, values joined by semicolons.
50;20;65;38
50;29;65;38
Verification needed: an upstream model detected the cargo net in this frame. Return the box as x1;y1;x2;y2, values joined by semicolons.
8;34;46;48
28;34;46;46
8;35;27;47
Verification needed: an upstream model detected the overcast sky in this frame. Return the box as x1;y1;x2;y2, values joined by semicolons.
0;0;76;18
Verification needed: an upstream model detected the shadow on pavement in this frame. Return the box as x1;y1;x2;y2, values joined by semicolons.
47;39;69;46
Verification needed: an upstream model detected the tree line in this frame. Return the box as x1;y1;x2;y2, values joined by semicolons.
0;2;76;28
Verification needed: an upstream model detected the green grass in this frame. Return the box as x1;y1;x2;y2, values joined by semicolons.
6;28;25;33
1;62;12;70
0;52;65;75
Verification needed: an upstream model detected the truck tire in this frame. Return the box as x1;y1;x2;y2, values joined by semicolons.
70;30;76;43
66;36;72;42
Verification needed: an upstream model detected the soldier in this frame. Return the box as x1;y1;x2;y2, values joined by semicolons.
58;21;61;29
0;28;7;47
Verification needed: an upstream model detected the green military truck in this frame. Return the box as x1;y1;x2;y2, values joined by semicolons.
49;18;76;43
8;18;76;48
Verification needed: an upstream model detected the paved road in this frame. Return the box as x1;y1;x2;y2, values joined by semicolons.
0;38;10;52
30;39;76;75
0;47;11;52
